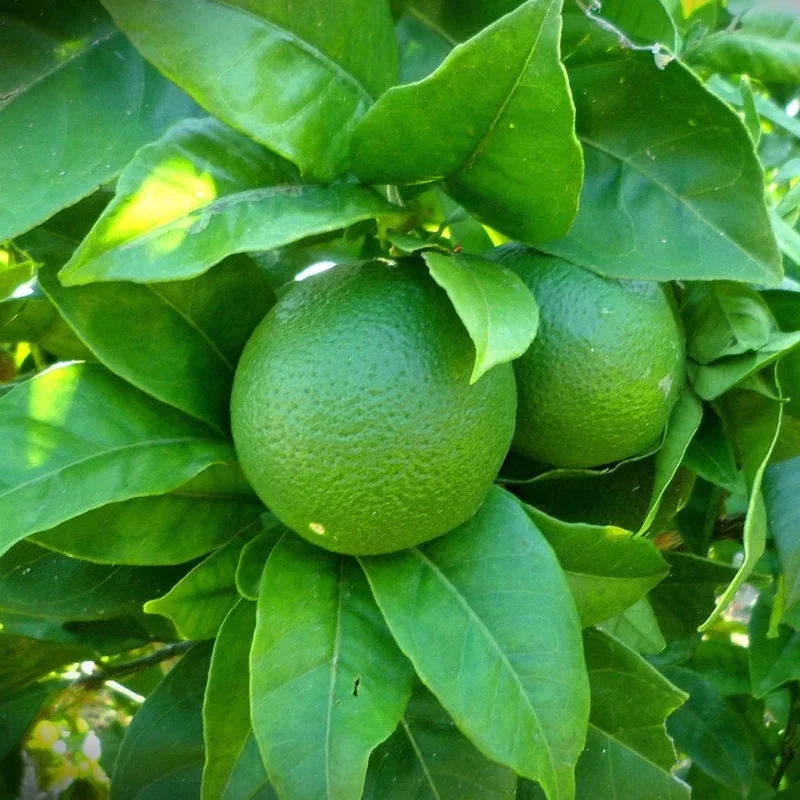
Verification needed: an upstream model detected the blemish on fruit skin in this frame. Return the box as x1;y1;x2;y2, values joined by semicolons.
309;522;326;536
658;375;674;397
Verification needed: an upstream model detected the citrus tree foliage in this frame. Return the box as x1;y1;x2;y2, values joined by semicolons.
2;0;800;798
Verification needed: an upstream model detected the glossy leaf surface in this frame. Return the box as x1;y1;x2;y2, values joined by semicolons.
524;505;668;628
0;0;198;241
0;362;233;557
353;0;583;245
145;534;253;640
251;535;413;800
361;489;589;800
101;0;397;180
423;251;538;383
542;27;781;284
33;464;263;566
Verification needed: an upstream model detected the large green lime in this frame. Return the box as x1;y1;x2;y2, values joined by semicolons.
231;259;517;555
489;245;685;468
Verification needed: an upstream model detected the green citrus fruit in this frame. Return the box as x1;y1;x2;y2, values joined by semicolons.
230;259;517;555
489;245;685;468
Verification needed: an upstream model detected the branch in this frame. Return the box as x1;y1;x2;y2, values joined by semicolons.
772;681;800;789
75;641;195;690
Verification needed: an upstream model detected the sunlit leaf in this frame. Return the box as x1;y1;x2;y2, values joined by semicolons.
0;362;233;557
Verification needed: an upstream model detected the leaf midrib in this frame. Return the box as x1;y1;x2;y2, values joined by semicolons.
410;547;558;788
211;0;373;102
0;23;117;105
455;0;551;179
0;436;220;505
577;133;775;280
401;718;443;800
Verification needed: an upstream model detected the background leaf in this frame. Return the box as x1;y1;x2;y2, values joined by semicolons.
0;362;233;556
596;597;666;655
361;488;589;800
700;386;783;629
662;666;755;796
423;251;538;383
251;535;413;800
110;642;212;800
524;504;668;628
764;456;800;628
32;464;263;566
0;0;198;241
235;524;284;602
0;541;187;621
681;281;774;365
649;552;751;641
686;8;800;84
749;590;800;699
101;0;397;180
364;683;516;800
203;601;275;800
353;0;583;245
145;534;254;640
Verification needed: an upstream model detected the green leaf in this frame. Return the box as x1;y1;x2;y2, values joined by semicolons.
57;117;408;286
0;631;90;694
110;642;212;800
353;0;584;245
0;362;233;557
40;251;274;431
749;590;800;698
739;76;762;148
236;525;283;602
682;640;750;697
519;627;689;800
764;456;800;627
0;680;63;759
0;0;198;242
541;38;781;283
524;504;669;628
771;209;800;271
686;9;800;84
681;282;774;365
203;601;275;800
32;463;263;566
662;667;755;796
364;683;516;800
649;552;747;640
145;534;254;640
683;408;743;494
0;288;92;361
101;0;397;181
701;387;784;629
360;488;589;800
423;251;538;383
597;597;666;655
251;534;413;800
0;540;187;621
581;630;688;793
689;330;800;401
395;10;452;84
636;387;703;536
